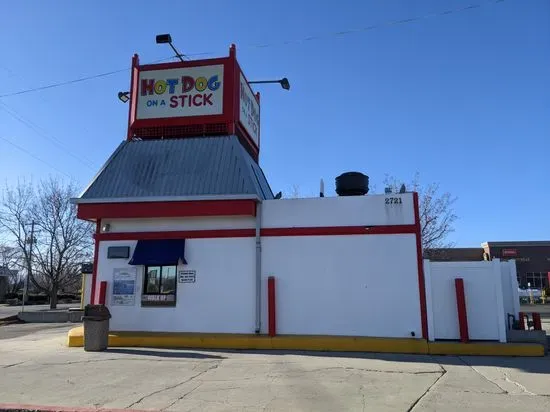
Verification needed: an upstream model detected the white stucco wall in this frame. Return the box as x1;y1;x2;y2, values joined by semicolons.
92;193;424;337
260;234;422;337
262;193;415;228
101;216;255;233
424;260;507;342
96;238;256;333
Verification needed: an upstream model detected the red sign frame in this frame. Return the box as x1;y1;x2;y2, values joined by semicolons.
126;45;260;159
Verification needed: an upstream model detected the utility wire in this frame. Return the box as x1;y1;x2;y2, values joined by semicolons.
0;0;506;99
0;56;175;99
0;64;101;156
0;101;96;169
0;135;75;180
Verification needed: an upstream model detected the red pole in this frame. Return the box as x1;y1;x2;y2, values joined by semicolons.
268;276;276;337
518;312;526;330
90;220;101;304
455;278;469;343
533;313;542;331
98;281;107;305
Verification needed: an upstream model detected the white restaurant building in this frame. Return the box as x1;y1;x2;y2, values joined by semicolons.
71;45;537;355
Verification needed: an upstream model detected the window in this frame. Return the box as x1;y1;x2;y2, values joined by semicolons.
142;265;177;306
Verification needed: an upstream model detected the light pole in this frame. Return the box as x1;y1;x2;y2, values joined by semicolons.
117;92;130;103
156;34;186;62
21;220;35;313
248;78;291;90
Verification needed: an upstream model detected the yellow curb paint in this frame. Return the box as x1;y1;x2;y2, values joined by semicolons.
66;327;543;356
67;326;84;347
67;328;427;353
428;341;544;357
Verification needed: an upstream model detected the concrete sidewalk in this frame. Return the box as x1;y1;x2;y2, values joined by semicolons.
0;303;80;320
0;324;550;411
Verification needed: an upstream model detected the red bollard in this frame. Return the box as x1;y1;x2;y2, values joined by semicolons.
455;278;469;343
268;276;276;337
98;281;107;305
532;313;542;331
518;312;525;330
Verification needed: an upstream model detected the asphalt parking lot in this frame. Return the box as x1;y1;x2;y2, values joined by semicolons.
0;324;549;411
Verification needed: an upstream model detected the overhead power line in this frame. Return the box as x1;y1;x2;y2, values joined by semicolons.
0;101;96;169
0;0;506;99
0;135;75;180
0;56;176;99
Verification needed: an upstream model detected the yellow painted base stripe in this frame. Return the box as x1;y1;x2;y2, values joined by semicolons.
428;341;544;357
66;327;543;357
67;326;84;347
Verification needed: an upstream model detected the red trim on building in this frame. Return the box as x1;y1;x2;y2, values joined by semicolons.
94;224;418;241
77;200;257;220
139;56;231;72
90;220;101;305
413;192;429;340
96;229;255;241
518;312;526;330
126;54;139;140
268;276;276;337
98;281;107;305
454;278;469;343
262;225;416;237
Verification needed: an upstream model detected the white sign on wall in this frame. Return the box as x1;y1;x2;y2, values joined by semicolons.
136;65;224;119
239;73;260;147
112;268;137;306
178;270;196;283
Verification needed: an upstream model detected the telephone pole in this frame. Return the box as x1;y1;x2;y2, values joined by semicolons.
21;220;35;313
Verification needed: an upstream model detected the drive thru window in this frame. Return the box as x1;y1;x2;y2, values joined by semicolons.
144;265;177;294
128;239;187;307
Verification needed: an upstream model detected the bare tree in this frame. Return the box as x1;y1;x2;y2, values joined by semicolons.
384;173;457;250
288;184;301;199
0;178;93;308
0;243;24;294
0;180;35;299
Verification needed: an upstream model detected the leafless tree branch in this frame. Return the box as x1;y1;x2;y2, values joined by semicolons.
0;178;93;308
384;173;457;250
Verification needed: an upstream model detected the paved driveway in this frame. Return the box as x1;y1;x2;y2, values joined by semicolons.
0;324;549;411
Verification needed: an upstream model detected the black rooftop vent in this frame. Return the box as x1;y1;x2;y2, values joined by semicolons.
335;172;369;196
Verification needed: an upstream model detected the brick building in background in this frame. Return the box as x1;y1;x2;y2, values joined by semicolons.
482;241;550;289
425;241;550;289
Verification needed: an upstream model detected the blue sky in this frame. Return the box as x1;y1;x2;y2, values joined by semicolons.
1;0;548;246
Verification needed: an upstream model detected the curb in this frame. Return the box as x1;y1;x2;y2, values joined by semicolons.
67;327;545;356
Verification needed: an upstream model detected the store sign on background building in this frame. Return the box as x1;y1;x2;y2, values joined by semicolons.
239;73;260;147
136;65;224;119
502;249;518;257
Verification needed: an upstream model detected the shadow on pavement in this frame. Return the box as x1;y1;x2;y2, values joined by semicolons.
105;347;226;359
189;348;550;374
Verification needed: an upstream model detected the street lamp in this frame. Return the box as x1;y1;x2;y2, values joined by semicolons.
118;91;130;103
156;33;186;62
249;78;291;91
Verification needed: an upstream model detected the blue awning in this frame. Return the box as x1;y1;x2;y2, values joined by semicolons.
129;239;187;266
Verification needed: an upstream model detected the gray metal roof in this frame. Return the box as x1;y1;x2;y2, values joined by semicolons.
78;136;273;201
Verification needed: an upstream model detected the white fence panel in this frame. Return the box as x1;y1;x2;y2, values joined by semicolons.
424;260;511;342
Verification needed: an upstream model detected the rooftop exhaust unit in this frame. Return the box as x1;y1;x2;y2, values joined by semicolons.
335;172;369;196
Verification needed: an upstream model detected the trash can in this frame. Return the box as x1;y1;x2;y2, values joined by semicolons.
82;304;111;352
